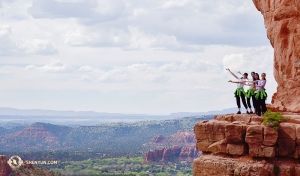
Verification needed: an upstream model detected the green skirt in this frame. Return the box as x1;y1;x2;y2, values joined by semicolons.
255;89;267;100
246;88;255;98
234;87;246;97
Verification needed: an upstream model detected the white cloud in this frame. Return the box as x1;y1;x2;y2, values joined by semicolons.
0;24;19;56
64;29;129;47
161;0;191;9
0;24;10;37
222;47;273;73
193;86;218;91
159;60;220;72
28;0;127;23
127;63;154;72
127;26;204;51
132;8;148;17
19;39;58;55
99;69;129;82
78;66;94;72
25;59;73;73
79;75;92;82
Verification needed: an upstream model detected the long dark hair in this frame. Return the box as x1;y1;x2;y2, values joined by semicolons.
255;73;260;85
251;71;256;81
261;73;266;80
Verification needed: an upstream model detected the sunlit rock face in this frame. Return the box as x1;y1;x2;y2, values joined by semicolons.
252;0;300;113
193;114;300;176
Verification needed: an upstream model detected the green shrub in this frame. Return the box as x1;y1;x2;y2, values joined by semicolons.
262;110;290;130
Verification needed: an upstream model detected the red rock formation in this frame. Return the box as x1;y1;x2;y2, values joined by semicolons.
179;145;200;161
143;130;199;163
252;0;300;113
194;154;300;176
143;145;200;163
193;114;300;176
150;134;165;143
0;155;12;176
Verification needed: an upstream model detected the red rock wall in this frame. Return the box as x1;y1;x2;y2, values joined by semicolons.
193;114;300;176
252;0;300;112
195;114;300;158
194;154;300;176
143;145;200;163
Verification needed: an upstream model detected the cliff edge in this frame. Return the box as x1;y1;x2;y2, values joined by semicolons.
193;113;300;176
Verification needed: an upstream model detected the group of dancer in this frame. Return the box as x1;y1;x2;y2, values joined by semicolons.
226;68;267;116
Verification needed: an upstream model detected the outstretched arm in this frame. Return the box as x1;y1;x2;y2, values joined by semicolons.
228;80;244;83
226;68;238;79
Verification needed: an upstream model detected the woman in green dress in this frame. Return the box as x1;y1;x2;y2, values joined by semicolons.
226;68;250;114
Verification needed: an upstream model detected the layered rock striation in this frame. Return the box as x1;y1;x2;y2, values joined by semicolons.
252;0;300;112
193;114;300;176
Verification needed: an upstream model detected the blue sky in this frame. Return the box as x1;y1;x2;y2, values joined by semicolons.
0;0;275;114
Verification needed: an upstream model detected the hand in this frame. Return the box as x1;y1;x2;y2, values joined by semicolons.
237;71;241;74
228;80;232;82
226;68;230;71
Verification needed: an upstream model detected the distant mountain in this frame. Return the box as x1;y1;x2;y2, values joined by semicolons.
0;107;235;126
0;123;72;151
0;115;214;152
0;107;124;116
168;107;237;118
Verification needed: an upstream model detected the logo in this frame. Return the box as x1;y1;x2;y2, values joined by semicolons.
7;155;24;169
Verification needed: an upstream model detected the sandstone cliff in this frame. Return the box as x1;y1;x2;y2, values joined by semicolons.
252;0;300;113
193;113;300;176
143;145;200;163
143;130;200;163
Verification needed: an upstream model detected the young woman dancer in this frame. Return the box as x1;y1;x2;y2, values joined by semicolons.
256;73;267;116
226;68;249;114
238;71;256;114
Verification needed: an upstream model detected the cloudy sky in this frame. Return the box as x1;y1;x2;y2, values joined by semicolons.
0;0;276;114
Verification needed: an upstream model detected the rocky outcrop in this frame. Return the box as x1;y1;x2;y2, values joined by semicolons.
194;154;300;176
147;130;195;145
252;0;300;113
150;134;165;143
0;155;12;176
143;130;199;163
193;113;300;176
195;114;300;158
143;145;200;163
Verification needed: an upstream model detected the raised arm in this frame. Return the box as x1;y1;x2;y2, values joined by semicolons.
226;68;238;79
